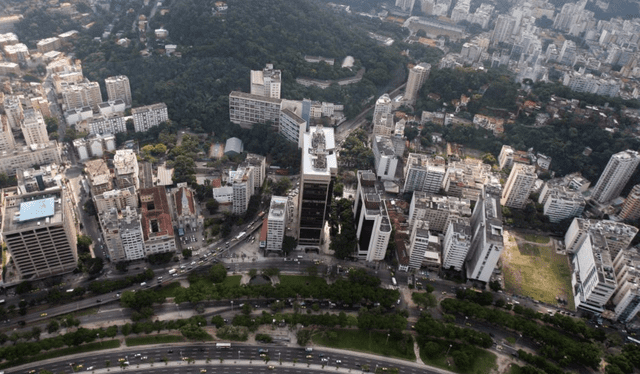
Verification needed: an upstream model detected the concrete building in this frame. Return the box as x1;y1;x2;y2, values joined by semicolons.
139;186;177;255
408;220;431;270
21;109;49;147
501;163;537;209
93;187;138;216
0;115;16;152
443;158;494;202
15;166;60;195
229;91;282;130
36;37;61;53
1;185;77;280
538;181;586;223
611;247;640;322
373;94;393;120
619;184;640;221
396;0;416;12
373;112;394;137
591;150;640;204
0;141;60;176
250;64;281;99
87;113;126;135
280;108;307;147
565;218;638;263
442;217;472;271
61;81;103;111
105;75;132;108
229;166;254;215
224;137;243;157
172;182;200;231
403;153;446;194
563;71;621;97
100;206;144;262
0;61;19;75
4;43;29;63
85;159;112;197
491;15;516;45
372;135;398;181
266;196;288;251
297;125;337;248
405;63;431;102
73;139;89;161
408;191;472;233
4;95;24;131
354;170;392;262
498;145;531;170
98;100;126;116
466;184;504;283
132;103;169;132
240;153;267;192
113;149;139;189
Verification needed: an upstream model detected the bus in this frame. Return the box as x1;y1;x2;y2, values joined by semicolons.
391;277;397;287
628;336;640;345
216;343;231;349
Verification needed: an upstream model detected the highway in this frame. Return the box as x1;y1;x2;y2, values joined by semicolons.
8;343;439;374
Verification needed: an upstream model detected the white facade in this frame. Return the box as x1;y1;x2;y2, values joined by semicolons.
113;149;139;189
132;103;169;132
403;153;446;194
280;108;307;147
466;185;504;283
501;163;537;209
0;115;15;152
4;95;24;130
408;220;430;270
61;81;103;110
230;167;254;215
212;186;233;204
442;218;472;271
591;150;640;204
354;171;392;262
87;113;126;135
570;233;617;313
538;182;585;223
266;196;288;251
229;91;282;129
372;136;398;181
73;139;89;161
21;109;49;147
250;64;281;99
105;75;132;108
408;191;472;233
373;94;393;119
405;63;431;102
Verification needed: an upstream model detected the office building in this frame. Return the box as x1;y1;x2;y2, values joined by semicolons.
105;75;132;108
354;171;391;262
113;149;139;189
408;191;472;232
0;115;16;152
297;125;337;248
372;135;398;181
538;181;586;223
407;220;430;270
443;159;494;202
592;150;640;204
250;64;281;99
491;15;516;45
61;81;103;111
132;103;169;132
403;153;446;194
172;183;200;231
229;91;282;130
442;217;472;271
620;185;640;221
0;141;60;176
21;109;49;147
229;166;254;215
501;163;537;209
280;108;307;147
266;196;288;251
565;218;638;261
85;159;112;196
405;63;431;102
1;185;77;280
611;247;640;322
100;206;144;262
239;153;267;192
466;184;504;283
93;187;137;216
139;186;177;255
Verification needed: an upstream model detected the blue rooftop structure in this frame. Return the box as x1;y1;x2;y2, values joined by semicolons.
19;197;55;222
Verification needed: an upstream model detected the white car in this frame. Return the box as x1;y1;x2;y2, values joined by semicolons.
86;367;94;371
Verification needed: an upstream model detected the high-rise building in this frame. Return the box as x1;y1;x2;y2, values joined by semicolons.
250;64;281;99
1;184;77;280
61;81;103;110
591;150;640;204
372;136;398;181
280;108;307;147
443;158;495;202
408;220;431;270
373;94;393;119
105;75;132;108
21;109;49;147
266;196;288;251
297;125;337;248
3;95;24;130
405;63;431;102
620;185;640;221
0;141;60;176
0;115;16;152
240;153;267;193
491;15;516;45
442;217;472;271
403;153;446;194
354;171;392;262
131;103;169;132
113;149;139;189
501;163;537;209
229;91;282;130
612;247;640;322
139;186;177;255
565;218;637;261
94;187;138;216
538;181;586;223
466;184;504;283
229;166;254;216
100;206;144;262
87;113;127;135
85;159;113;196
408;191;472;233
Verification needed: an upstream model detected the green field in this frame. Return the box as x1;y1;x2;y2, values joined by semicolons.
419;341;497;374
126;334;186;346
0;340;120;369
223;275;242;287
155;282;183;298
502;233;574;309
279;275;327;288
523;234;551;244
313;329;415;360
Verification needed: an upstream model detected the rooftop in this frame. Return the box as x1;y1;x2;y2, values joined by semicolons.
139;186;174;240
229;91;283;105
302;126;337;177
3;189;65;233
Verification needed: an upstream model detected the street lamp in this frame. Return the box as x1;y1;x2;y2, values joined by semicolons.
446;344;452;356
231;300;234;311
515;334;523;346
386;333;390;345
278;352;281;364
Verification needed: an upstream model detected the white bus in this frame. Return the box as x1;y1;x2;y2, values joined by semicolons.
216;343;231;349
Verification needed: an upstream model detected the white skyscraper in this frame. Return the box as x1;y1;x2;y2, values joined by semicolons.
403;153;446;194
250;63;281;99
21;109;49;146
466;184;504;283
405;63;431;102
491;15;516;45
408;220;431;270
105;75;132;108
501;163;537;209
373;94;393;119
266;196;288;252
442;217;472;271
591;150;640;204
354;170;392;262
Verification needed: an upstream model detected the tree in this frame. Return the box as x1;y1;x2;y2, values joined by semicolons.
209;263;227;283
182;248;192;258
241;303;252;315
272;177;292;195
482;153;497;165
211;315;225;328
206;199;219;214
248;268;258;278
282;236;297;255
77;235;93;250
47;320;59;333
297;329;312;346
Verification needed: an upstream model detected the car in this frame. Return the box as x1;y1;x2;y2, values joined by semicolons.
29;370;36;374
118;358;125;362
200;370;207;373
182;357;189;361
306;355;313;359
321;358;328;362
336;360;342;364
258;349;269;353
259;353;267;358
134;354;141;357
40;313;47;317
123;362;129;366
267;366;275;370
141;356;148;360
86;367;94;371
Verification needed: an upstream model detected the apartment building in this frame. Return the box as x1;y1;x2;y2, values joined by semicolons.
4;43;29;63
443;158;494;202
498;145;531;170
619;185;640;221
405;63;431;102
0;61;19;75
85;159;112;197
611;247;640;322
372;135;398;181
403;153;446;194
61;81;103;110
15;165;60;195
240;153;267;192
408;191;472;233
0;141;61;176
132;103;169;132
408;220;432;270
442;217;472;271
280;108;307;147
501;163;537;209
266;196;288;251
139;186;177;255
100;206;144;262
113;149;139;189
87;113;127;135
36;37;61;53
354;170;392;262
21;109;49;147
1;185;77;280
229;167;255;216
538;181;586;223
93;187;138;216
250;64;281;99
4;94;24;130
466;184;504;283
105;75;132;108
298;126;337;248
229;91;282;130
373;94;393;119
591;150;640;204
0;115;16;152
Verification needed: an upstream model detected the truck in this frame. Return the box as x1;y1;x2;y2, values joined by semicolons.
168;269;177;275
236;232;246;240
391;277;397;287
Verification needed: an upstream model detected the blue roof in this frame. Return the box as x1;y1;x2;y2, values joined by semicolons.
19;197;55;222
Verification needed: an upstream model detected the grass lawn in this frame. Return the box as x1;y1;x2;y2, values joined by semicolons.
223;275;241;287
126;334;185;346
155;282;183;298
419;341;497;374
0;340;120;369
502;232;574;309
279;275;327;288
523;234;550;244
313;329;415;361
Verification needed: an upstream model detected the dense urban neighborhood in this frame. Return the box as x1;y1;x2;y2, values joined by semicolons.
2;0;640;374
